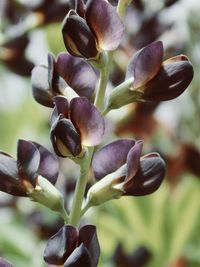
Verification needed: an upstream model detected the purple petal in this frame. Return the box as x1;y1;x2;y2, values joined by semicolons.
86;0;124;50
92;139;136;180
125;140;143;182
44;225;78;265
17;140;40;186
125;154;166;196
50;118;82;157
79;225;100;266
48;53;68;94
51;96;70;127
0;153;26;196
31;65;54;108
54;96;70;118
143;56;194;101
56;53;97;98
64;244;92;267
32;142;59;185
70;97;105;147
126;41;163;88
62;11;98;58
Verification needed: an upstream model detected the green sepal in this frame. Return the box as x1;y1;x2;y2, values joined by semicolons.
105;77;143;112
28;176;65;213
85;171;124;207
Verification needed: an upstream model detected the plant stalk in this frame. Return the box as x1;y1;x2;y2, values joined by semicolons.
68;0;132;227
69;148;93;227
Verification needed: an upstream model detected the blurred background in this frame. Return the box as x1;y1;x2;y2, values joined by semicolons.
0;0;200;266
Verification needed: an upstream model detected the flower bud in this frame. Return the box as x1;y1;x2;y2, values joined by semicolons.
106;42;193;112
62;10;99;59
44;224;100;267
61;0;124;61
86;139;166;207
50;96;105;158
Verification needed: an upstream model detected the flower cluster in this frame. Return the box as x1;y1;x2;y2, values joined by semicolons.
44;224;100;267
0;0;194;266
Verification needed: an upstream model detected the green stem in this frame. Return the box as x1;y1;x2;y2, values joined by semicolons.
69;148;93;227
94;66;110;111
117;0;132;18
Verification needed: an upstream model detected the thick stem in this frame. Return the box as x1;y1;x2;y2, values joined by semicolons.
94;67;110;111
69;148;93;227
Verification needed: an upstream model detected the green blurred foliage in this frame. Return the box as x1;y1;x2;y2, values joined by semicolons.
45;23;66;55
94;178;200;266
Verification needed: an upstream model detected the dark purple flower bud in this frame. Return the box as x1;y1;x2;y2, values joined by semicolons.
126;42;193;101
0;140;59;196
0;258;15;267
50;96;105;157
86;139;165;206
0;140;64;212
62;10;99;59
107;41;193;110
125;152;166;196
31;52;97;107
44;224;100;267
51;116;82;157
62;0;124;59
